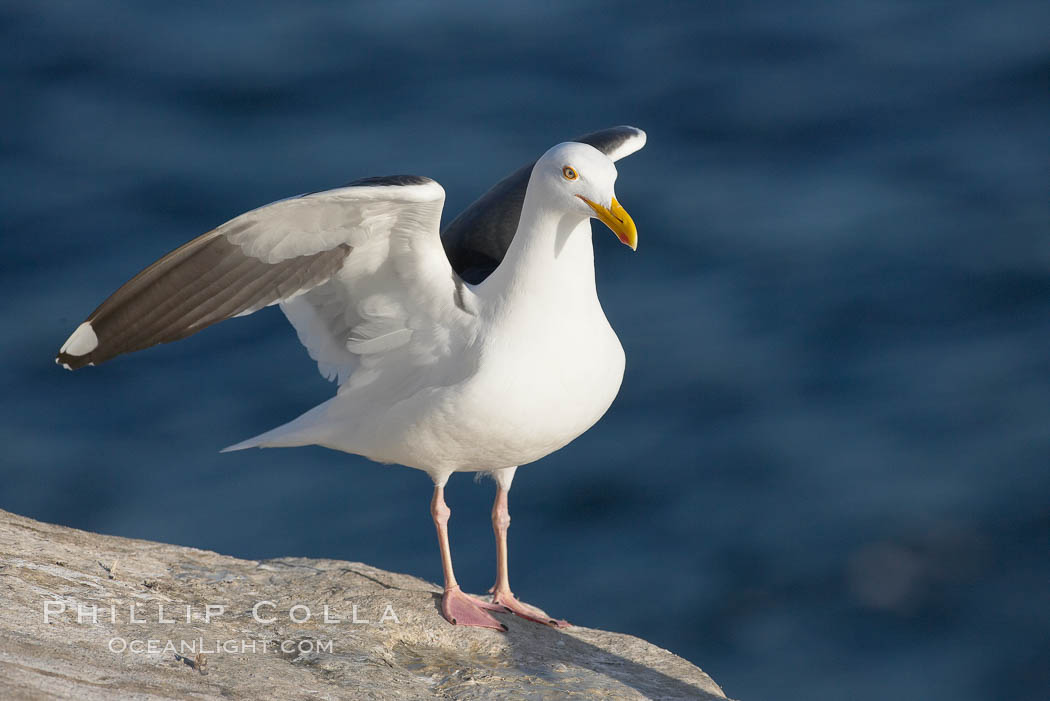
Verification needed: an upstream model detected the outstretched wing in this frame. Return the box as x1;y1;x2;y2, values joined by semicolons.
56;176;465;383
441;125;647;283
57;127;644;383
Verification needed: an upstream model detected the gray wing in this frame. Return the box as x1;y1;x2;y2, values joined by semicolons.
56;176;449;371
440;125;646;283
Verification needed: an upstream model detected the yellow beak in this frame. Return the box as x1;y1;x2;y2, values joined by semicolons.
578;196;637;251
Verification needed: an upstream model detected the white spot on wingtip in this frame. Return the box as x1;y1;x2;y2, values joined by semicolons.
60;322;99;356
607;127;647;162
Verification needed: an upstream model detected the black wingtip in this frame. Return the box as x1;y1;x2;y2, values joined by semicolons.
55;351;92;371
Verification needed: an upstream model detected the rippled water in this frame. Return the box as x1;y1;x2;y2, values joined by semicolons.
2;2;1047;699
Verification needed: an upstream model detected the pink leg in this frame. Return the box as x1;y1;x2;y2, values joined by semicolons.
490;486;570;627
431;485;507;630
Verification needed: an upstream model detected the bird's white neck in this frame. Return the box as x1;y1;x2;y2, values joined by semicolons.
477;194;599;313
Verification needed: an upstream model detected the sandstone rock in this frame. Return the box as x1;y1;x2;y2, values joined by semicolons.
0;509;727;699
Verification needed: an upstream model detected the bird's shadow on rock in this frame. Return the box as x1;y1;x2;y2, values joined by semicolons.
428;592;723;700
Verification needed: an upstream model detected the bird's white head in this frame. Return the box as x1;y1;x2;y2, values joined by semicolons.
531;142;638;250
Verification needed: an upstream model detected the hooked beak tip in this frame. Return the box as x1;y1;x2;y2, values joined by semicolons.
578;195;638;251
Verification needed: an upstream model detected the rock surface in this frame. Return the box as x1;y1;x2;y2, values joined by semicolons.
0;509;727;699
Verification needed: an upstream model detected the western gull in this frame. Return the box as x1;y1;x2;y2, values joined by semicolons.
57;126;647;630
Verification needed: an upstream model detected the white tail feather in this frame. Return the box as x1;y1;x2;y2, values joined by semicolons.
221;401;335;453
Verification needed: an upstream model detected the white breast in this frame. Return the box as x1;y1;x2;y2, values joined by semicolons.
348;303;624;474
456;303;624;470
435;217;626;471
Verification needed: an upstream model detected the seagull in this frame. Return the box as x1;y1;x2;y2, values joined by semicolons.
56;126;646;630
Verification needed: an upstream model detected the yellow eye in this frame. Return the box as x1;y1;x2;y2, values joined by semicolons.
562;166;578;180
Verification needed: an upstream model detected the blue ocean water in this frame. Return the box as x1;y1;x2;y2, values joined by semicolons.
2;1;1048;699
